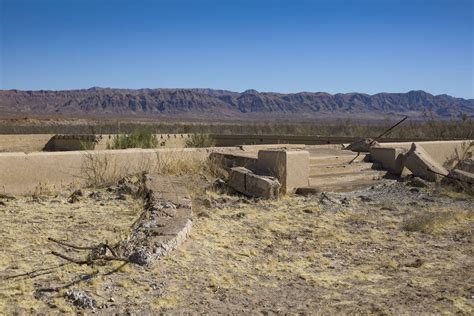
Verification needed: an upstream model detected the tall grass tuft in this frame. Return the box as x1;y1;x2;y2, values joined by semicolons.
185;134;216;148
107;129;158;149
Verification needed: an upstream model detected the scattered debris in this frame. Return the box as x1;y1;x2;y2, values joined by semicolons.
319;192;341;206
211;178;227;193
405;176;429;188
116;175;144;197
88;191;101;199
403;258;424;268
65;289;96;309
67;189;83;203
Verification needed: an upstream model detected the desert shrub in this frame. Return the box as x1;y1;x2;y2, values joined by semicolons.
81;152;120;188
153;151;205;175
185;134;216;148
107;129;158;149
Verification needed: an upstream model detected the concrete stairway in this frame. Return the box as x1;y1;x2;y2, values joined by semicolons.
308;153;386;192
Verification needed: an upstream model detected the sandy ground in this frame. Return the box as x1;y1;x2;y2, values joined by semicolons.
0;180;473;314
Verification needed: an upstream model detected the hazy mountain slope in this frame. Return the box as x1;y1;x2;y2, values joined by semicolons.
0;88;472;120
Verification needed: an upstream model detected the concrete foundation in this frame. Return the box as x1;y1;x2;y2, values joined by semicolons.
257;150;310;194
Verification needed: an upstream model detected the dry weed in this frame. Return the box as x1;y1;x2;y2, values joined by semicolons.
402;209;473;234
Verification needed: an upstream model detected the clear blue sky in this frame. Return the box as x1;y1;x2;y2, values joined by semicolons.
1;0;472;98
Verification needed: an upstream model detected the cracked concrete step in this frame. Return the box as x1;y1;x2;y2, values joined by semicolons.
309;153;368;166
308;169;385;187
308;177;382;192
310;161;378;177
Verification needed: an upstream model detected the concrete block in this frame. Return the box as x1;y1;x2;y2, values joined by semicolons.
370;147;408;175
257;150;310;194
404;143;448;182
227;167;280;199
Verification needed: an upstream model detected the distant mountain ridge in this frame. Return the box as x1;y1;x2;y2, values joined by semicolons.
0;88;472;120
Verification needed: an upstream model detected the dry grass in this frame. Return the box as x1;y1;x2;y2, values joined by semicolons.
79;150;224;189
81;152;121;188
152;151;207;176
2;181;473;313
147;192;473;313
0;189;142;313
402;209;474;234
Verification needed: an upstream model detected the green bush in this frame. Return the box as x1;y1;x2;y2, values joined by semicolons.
185;134;216;148
107;129;158;149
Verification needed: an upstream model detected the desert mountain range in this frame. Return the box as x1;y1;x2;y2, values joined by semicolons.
0;88;472;121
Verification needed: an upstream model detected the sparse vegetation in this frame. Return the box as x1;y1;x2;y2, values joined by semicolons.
185;134;216;148
80;149;225;188
1;176;473;313
81;152;120;188
1;116;473;139
107;129;158;149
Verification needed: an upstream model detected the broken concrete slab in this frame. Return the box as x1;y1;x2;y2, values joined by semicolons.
118;175;193;266
257;150;310;194
227;167;280;199
370;147;408;175
379;140;474;167
403;143;448;182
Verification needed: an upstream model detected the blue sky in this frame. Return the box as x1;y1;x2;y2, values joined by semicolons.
0;0;472;98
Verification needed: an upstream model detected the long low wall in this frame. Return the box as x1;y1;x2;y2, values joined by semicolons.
1;133;467;153
0;134;55;152
210;134;462;147
0;134;193;152
0;148;219;195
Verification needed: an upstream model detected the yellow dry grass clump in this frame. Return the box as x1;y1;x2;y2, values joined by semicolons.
402;208;474;234
80;150;222;188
